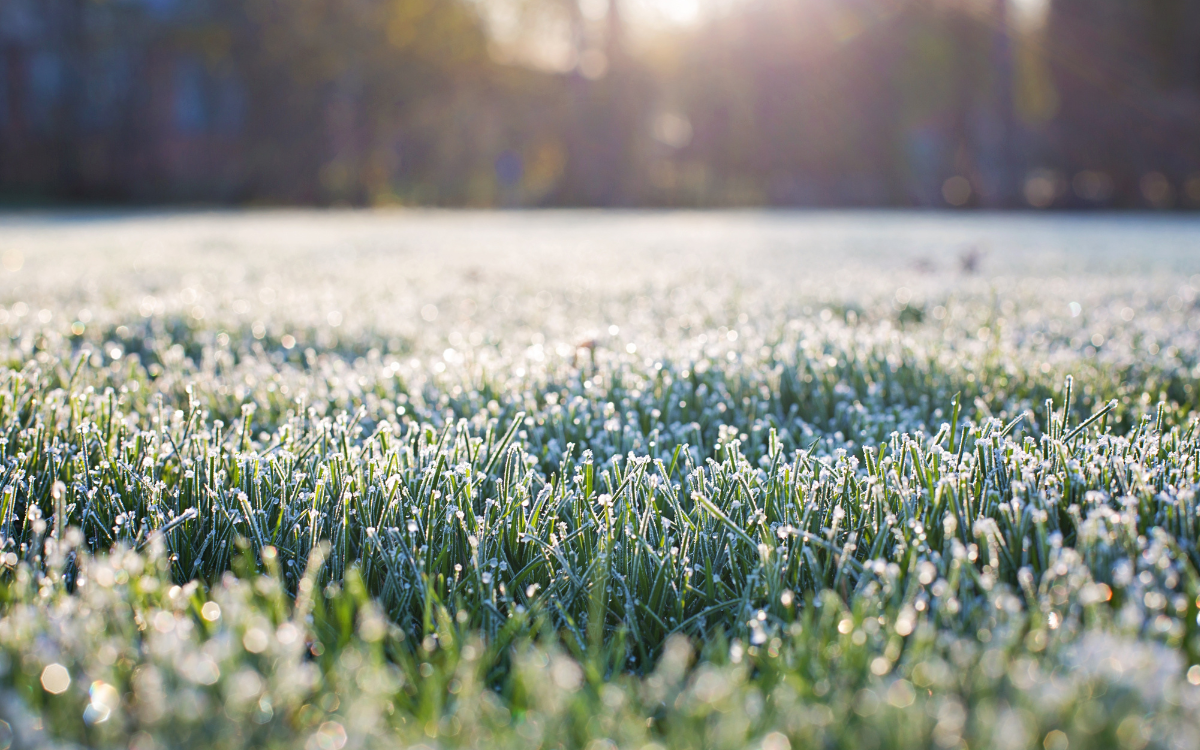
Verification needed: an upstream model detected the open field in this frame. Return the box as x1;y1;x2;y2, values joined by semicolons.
2;211;1200;749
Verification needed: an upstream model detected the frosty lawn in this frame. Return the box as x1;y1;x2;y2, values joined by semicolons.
1;211;1199;749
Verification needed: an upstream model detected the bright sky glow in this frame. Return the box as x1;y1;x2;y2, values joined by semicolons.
482;0;1053;75
638;0;703;25
552;0;708;29
1010;0;1050;26
630;0;1051;29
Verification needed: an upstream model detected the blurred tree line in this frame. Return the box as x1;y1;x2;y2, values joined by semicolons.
0;0;1198;208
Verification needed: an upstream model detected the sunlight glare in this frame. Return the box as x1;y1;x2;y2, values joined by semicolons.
1010;0;1050;27
631;0;704;26
654;0;701;25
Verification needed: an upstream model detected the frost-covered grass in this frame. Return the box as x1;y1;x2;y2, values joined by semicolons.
2;212;1200;749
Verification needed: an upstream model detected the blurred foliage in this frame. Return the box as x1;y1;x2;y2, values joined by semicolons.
0;0;1198;206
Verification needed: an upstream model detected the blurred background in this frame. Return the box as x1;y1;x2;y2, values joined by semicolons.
0;0;1198;209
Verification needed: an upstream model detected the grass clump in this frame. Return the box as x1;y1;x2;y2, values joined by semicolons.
3;536;1200;749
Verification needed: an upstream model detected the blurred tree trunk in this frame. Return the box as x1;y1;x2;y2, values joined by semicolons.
606;0;623;68
987;0;1018;207
59;0;87;198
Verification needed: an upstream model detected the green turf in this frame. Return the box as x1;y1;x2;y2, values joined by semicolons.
1;214;1200;749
